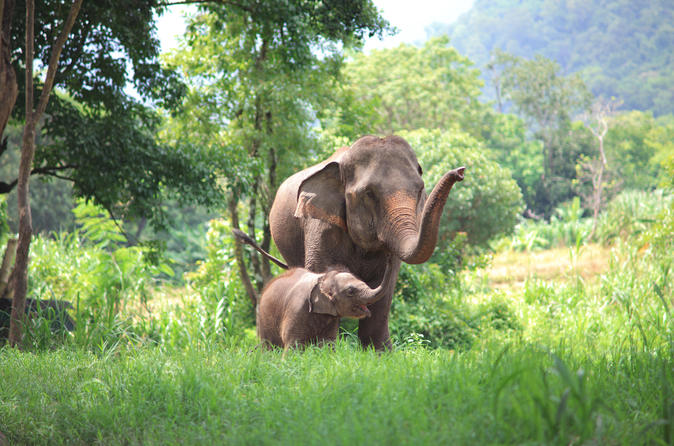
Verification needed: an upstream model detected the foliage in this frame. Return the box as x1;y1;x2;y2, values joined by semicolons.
0;1;223;226
166;1;389;294
487;51;593;216
400;128;523;249
497;190;674;251
321;36;488;141
483;113;544;211
390;262;519;350
432;0;674;115
595;189;673;243
40;97;222;227
24;200;174;349
0;195;8;242
603;110;674;190
499;197;592;251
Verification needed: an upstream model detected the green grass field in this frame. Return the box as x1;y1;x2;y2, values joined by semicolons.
1;339;671;445
1;223;672;445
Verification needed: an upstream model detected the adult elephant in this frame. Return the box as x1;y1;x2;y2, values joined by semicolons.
269;135;465;350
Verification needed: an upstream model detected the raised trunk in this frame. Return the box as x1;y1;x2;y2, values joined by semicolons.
395;166;465;265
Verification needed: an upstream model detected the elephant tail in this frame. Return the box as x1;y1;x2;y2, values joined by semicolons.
231;229;289;270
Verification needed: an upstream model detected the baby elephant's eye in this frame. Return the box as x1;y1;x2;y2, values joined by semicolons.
347;287;356;296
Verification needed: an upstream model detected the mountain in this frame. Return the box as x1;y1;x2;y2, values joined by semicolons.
428;0;674;115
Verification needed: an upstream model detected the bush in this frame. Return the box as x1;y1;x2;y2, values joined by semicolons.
595;189;673;243
21;200;176;349
500;197;593;251
389;260;520;349
401;128;524;249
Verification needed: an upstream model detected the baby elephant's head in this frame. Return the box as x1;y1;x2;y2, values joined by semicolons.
309;261;392;319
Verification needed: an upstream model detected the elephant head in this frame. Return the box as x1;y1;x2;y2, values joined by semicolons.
295;135;465;264
309;260;393;319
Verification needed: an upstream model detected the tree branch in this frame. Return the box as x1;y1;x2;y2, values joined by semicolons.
0;164;77;194
159;0;254;13
34;0;83;121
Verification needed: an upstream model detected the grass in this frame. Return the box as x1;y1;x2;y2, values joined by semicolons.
1;196;672;445
1;338;671;445
482;243;612;288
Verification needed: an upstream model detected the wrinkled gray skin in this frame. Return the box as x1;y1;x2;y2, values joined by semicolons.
257;263;392;351
269;135;465;350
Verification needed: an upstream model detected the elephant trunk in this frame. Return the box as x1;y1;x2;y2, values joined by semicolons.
360;258;394;304
394;166;465;265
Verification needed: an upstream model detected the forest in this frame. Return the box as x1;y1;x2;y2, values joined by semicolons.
0;0;672;444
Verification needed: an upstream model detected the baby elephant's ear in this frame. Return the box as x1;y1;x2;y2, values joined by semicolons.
308;272;338;316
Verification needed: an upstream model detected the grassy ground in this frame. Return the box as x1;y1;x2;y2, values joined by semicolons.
484;243;612;288
1;241;672;445
1;340;671;445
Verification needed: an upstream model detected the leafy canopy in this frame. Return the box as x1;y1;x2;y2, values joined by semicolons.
1;0;219;227
321;36;488;142
401;128;524;249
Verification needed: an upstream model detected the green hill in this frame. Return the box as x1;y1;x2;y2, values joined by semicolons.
428;0;674;115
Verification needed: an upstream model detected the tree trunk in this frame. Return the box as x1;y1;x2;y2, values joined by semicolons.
229;194;257;308
588;134;606;240
8;0;82;347
0;0;18;141
0;237;17;299
246;180;262;291
260;144;275;284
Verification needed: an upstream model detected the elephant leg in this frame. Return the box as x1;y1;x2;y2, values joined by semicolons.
358;291;393;351
357;257;400;351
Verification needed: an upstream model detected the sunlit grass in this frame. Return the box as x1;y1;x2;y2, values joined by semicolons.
1;336;671;445
1;195;672;444
478;243;613;288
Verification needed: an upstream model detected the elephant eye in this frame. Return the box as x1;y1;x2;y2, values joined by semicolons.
347;287;356;296
417;164;423;176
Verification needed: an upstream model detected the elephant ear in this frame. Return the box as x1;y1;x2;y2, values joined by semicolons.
308;272;338;316
294;162;346;231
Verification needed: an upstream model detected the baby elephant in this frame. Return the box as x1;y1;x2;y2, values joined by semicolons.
257;262;392;351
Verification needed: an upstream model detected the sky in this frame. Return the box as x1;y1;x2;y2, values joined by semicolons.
156;0;475;53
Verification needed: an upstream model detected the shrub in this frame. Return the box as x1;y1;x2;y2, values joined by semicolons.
401;128;524;249
389;261;520;349
595;189;673;243
501;197;593;251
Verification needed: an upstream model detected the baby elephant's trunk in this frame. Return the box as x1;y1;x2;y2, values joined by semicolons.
360;258;394;304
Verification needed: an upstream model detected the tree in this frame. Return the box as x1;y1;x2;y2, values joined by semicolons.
7;0;82;346
603;111;673;191
482;112;544;214
494;52;593;216
167;1;389;305
577;99;620;238
431;0;674;115
0;0;226;346
401;128;523;250
321;36;488;142
0;0;218;226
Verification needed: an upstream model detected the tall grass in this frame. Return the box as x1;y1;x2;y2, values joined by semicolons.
0;338;671;445
497;190;673;252
1;190;672;444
